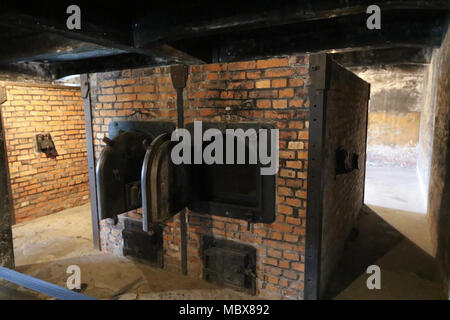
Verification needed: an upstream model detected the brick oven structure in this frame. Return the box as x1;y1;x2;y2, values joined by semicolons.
83;53;369;300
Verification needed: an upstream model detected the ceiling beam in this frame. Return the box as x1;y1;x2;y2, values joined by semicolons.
0;61;57;81
0;33;124;64
331;47;433;67
0;13;133;51
0;13;203;65
50;53;169;79
211;12;446;62
134;0;450;48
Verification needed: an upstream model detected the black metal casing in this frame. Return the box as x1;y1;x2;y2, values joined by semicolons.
96;121;175;222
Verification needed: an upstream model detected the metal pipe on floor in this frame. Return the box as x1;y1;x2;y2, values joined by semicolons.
0;266;96;300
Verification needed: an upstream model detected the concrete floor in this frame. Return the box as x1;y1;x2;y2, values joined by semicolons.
13;204;95;266
3;201;445;300
364;165;427;214
325;206;445;300
4;205;253;300
363;163;436;274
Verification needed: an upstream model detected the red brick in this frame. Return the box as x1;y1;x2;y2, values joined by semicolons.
295;190;307;199
257;100;271;109
279;151;296;159
283;270;299;280
272;79;287;88
289;78;305;87
278;187;293;196
255;80;271;89
263;257;278;266
257;58;289;69
228;61;257;71
117;78;136;85
273;100;287;109
101;80;115;87
267;249;282;259
292;262;305;272
203;64;224;72
279;88;294;98
98;95;116;102
265;68;295;78
283;251;300;261
246;71;261;79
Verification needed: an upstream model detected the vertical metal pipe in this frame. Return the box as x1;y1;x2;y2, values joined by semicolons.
177;87;188;276
177;88;184;128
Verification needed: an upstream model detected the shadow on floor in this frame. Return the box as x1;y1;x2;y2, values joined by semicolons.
322;206;445;300
367;204;433;255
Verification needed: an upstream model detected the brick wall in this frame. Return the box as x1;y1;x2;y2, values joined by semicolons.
90;55;310;299
0;82;89;223
320;60;369;295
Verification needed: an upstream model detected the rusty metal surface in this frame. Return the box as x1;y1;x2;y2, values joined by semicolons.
142;134;169;232
34;133;58;158
96;130;148;222
170;64;189;90
141;133;189;232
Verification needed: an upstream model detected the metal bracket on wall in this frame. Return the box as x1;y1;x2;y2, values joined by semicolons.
80;74;101;250
0;86;7;105
80;76;90;99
